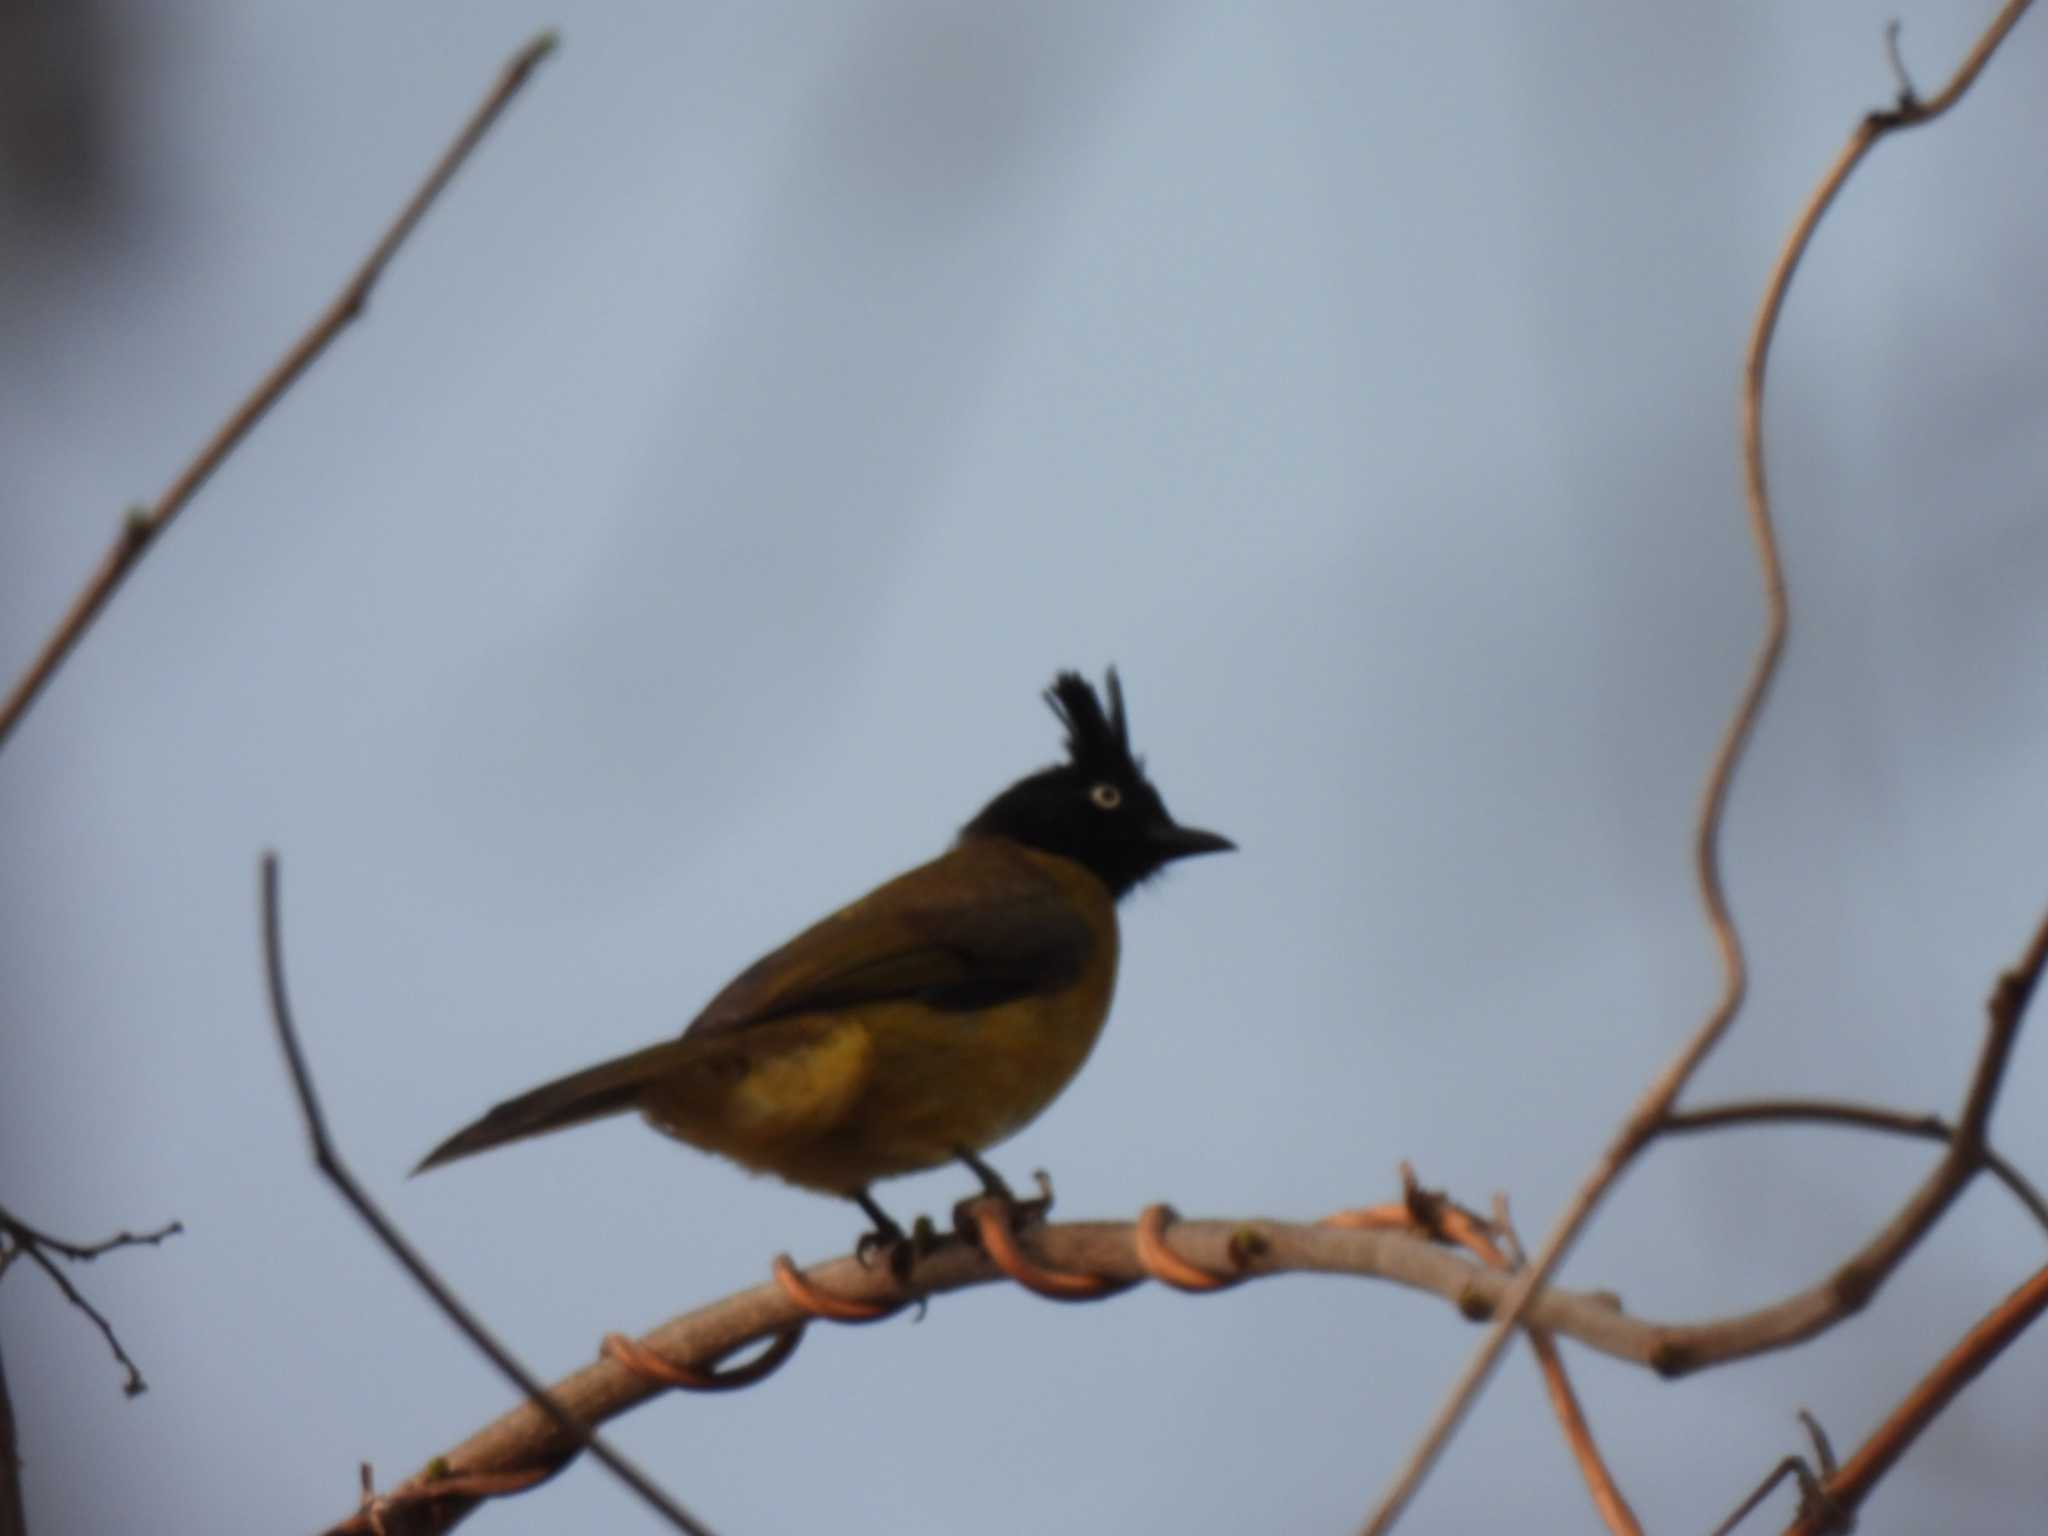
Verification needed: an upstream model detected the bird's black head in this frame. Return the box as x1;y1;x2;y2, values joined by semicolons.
962;669;1234;899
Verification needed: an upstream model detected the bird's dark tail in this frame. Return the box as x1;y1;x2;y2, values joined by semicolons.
413;1039;683;1174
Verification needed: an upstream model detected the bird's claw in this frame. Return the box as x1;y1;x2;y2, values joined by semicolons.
854;1212;945;1284
855;1226;912;1282
953;1167;1054;1246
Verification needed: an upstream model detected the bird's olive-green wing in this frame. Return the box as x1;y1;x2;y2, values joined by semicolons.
683;842;1097;1040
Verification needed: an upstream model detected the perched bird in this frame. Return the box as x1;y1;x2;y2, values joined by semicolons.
415;669;1232;1249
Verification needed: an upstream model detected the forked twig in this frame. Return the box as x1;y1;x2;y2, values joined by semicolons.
0;32;557;753
1784;1260;2048;1533
1361;6;2038;1529
1709;1412;1838;1536
1661;1099;2048;1235
260;856;715;1536
0;1208;182;1397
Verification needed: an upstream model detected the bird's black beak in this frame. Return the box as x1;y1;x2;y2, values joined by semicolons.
1148;822;1235;861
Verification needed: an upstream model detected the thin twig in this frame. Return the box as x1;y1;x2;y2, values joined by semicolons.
1445;1202;1641;1535
0;1212;183;1265
11;1245;150;1398
0;1208;182;1397
1709;1410;1838;1536
259;855;716;1536
0;32;558;753
1785;1260;2048;1532
1359;8;2036;1528
1883;21;1918;108
1661;1098;2048;1235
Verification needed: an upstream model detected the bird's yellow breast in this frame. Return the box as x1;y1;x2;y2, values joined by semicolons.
641;847;1119;1194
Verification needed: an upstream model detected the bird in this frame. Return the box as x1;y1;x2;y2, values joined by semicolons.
414;668;1233;1253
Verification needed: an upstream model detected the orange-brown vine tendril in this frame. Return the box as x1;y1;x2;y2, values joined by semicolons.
601;1327;804;1393
1360;7;2037;1530
971;1199;1132;1300
1135;1203;1242;1292
770;1253;907;1322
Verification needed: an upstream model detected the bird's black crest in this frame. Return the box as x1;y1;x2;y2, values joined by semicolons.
1045;669;1133;778
962;666;1229;896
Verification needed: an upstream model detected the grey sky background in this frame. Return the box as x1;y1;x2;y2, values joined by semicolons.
4;4;2046;1532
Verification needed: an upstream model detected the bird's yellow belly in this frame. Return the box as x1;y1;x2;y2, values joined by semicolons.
641;964;1117;1195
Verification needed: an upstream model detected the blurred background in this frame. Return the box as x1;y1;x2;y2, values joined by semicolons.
3;3;2046;1531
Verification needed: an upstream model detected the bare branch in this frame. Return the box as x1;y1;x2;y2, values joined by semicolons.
1360;6;2039;1527
260;856;716;1536
0;32;558;753
324;1110;2048;1536
0;1340;24;1536
314;1215;1631;1532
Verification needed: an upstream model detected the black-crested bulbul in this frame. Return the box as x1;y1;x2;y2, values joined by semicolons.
416;669;1232;1246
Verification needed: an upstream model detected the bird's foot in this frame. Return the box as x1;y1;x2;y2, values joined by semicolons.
851;1189;919;1282
953;1166;1054;1247
857;1218;950;1287
849;1187;949;1285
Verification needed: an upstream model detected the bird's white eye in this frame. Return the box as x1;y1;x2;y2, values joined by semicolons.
1089;782;1123;810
